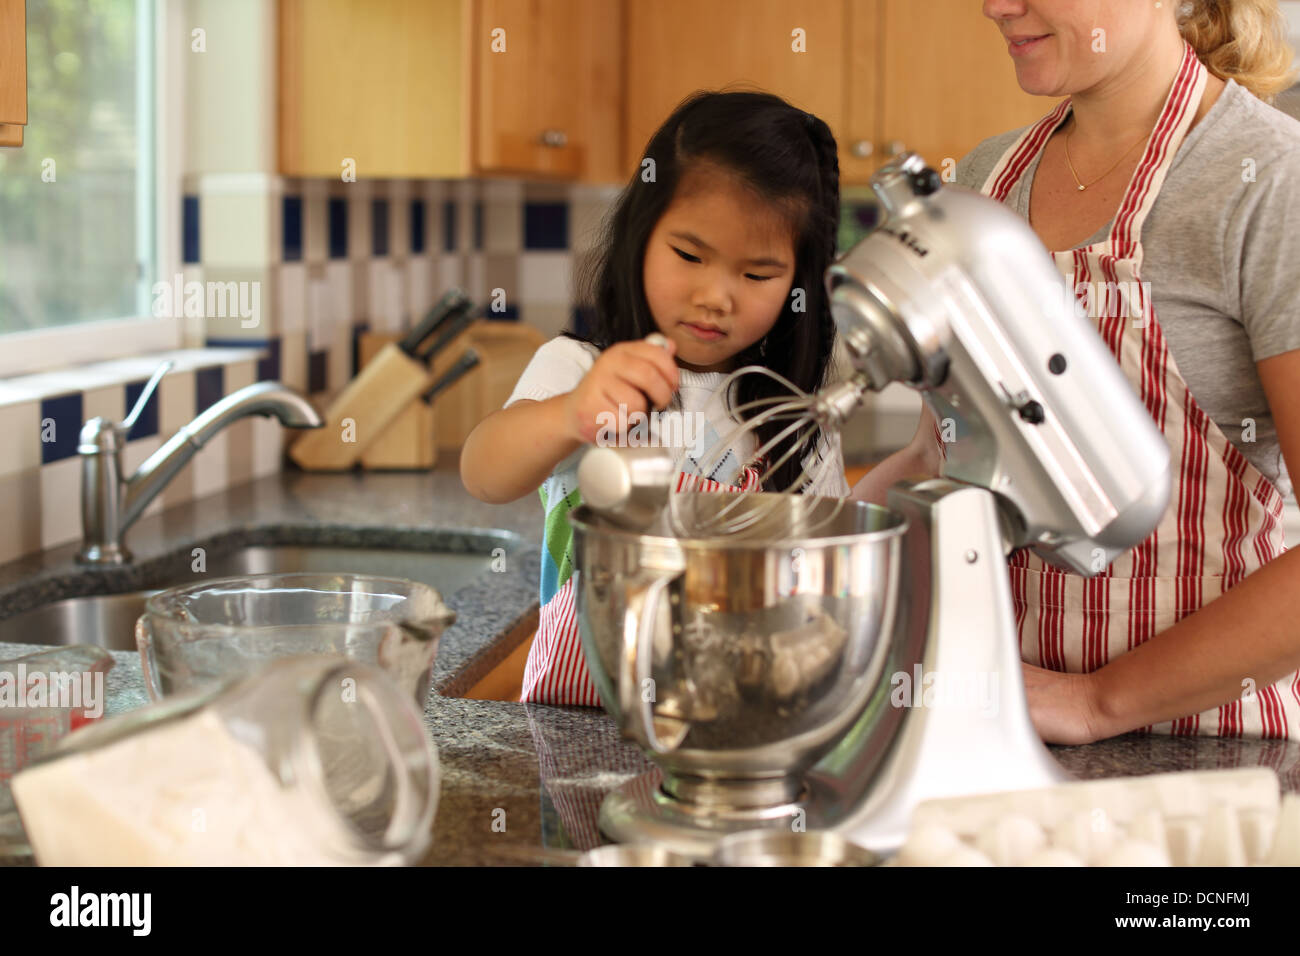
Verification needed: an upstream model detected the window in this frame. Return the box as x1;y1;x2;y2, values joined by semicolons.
0;0;155;337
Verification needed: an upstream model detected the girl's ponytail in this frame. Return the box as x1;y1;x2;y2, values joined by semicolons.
1178;0;1298;101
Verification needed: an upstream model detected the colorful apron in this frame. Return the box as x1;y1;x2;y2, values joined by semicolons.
978;42;1300;737
520;466;762;706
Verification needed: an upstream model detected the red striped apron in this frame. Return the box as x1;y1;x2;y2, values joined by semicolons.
520;465;763;706
978;42;1300;737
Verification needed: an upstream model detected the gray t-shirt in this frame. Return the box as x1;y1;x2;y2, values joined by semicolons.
956;79;1300;497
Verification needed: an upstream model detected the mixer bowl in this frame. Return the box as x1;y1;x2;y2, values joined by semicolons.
570;493;907;809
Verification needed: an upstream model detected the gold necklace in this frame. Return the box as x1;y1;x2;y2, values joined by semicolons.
1063;122;1147;191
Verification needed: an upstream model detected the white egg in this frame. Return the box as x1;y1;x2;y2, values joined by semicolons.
897;824;963;867
937;845;995;867
1099;839;1171;867
975;813;1047;866
1020;847;1086;867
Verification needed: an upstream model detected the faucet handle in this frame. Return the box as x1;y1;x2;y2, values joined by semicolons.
121;361;173;436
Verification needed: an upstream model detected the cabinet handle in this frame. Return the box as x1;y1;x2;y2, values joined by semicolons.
539;129;568;148
886;140;906;157
850;140;874;159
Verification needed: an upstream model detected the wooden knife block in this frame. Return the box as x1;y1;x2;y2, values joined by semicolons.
356;321;546;469
353;333;435;470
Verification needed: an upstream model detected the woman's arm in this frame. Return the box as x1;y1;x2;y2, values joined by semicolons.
848;403;944;505
1034;350;1300;743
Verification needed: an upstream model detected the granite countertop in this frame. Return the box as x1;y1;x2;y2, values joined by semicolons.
2;460;1299;866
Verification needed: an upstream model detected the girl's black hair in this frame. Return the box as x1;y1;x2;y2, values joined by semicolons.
567;88;841;493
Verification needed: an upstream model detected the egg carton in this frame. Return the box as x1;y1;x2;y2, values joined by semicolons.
891;768;1300;866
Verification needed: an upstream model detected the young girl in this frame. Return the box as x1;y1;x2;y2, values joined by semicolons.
460;90;851;706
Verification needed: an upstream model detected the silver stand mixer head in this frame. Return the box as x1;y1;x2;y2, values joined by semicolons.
575;153;1172;860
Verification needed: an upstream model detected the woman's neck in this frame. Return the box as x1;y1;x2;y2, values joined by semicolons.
1068;27;1188;150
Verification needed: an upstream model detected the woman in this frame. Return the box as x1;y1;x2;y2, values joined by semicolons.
853;0;1300;744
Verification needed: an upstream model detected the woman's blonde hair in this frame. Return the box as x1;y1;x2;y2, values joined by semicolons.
1178;0;1298;101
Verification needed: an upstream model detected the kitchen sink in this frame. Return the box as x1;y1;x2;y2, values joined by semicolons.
0;537;514;652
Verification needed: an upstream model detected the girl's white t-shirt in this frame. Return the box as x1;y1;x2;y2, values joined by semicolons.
504;335;850;497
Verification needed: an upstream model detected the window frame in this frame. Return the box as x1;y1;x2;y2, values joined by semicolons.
0;0;183;379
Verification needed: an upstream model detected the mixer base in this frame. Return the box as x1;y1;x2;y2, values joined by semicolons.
598;768;816;860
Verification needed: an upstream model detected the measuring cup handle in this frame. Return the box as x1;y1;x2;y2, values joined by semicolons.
135;614;165;701
619;572;682;754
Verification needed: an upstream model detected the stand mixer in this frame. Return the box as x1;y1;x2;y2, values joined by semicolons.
569;152;1172;859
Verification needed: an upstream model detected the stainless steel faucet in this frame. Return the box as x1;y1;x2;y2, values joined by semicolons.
77;361;324;564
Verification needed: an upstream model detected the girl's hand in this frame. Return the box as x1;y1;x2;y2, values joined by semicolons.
564;338;680;444
1020;662;1110;745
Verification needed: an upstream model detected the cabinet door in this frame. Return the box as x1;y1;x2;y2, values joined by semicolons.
878;0;1048;174
475;0;622;183
841;0;879;183
624;0;846;181
279;0;468;179
1;0;26;146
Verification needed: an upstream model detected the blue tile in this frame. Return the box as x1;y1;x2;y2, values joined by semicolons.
203;338;281;382
351;321;370;377
524;202;568;250
328;197;348;259
473;200;483;251
443;199;457;252
410;199;426;254
282;196;303;262
308;350;329;394
182;195;200;264
123;380;160;441
371;199;389;257
40;393;83;464
195;366;225;415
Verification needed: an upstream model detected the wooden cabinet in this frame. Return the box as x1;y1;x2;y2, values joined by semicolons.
623;0;1047;184
473;0;622;182
876;0;1046;176
279;0;622;183
624;0;847;180
0;0;26;147
279;0;470;179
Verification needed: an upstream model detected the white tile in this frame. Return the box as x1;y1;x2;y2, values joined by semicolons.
303;180;328;264
0;469;42;564
519;252;573;305
199;190;272;269
278;262;307;335
438;256;464;294
0;401;40;477
406;257;435;323
280;330;308;393
122;436;165;520
389;180;411;260
466;253;486;302
40;457;82;549
347;181;374;261
251;416;284;478
83;386;125;428
322;261;353;350
191;431;230;499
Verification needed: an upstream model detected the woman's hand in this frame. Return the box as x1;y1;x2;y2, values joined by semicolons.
564;338;680;444
1020;662;1110;745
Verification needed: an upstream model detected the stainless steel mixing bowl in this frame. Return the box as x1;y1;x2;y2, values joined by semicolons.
570;493;907;809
